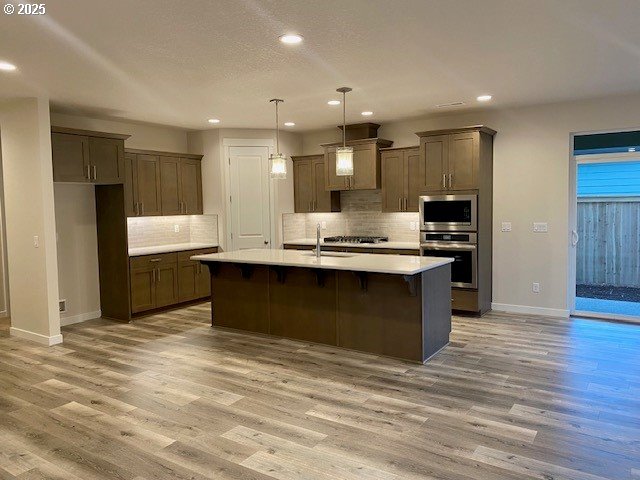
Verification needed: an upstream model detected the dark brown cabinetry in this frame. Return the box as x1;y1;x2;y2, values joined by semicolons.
416;125;496;316
51;127;129;184
323;138;393;191
126;149;203;217
292;155;340;213
380;147;420;212
416;126;495;192
130;247;217;314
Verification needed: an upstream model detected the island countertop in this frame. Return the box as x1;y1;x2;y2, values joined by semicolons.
192;248;452;276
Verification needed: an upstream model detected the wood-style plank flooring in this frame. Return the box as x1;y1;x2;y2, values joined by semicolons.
0;305;639;479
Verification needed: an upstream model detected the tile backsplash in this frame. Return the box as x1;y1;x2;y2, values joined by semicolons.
127;214;218;248
283;190;420;243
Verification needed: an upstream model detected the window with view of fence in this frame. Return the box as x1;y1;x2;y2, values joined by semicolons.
576;198;640;287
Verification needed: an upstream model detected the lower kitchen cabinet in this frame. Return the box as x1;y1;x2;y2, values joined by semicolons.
130;248;217;314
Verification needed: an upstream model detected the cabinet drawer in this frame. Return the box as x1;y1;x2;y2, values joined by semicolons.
130;252;177;269
452;288;479;312
178;247;218;263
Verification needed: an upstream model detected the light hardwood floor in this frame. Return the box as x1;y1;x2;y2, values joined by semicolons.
0;305;639;479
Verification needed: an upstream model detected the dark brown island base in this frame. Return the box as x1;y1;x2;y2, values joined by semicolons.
193;249;453;363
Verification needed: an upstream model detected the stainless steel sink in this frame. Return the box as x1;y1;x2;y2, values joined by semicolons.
300;251;355;258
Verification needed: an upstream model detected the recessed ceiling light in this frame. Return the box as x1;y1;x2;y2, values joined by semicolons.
279;34;303;45
0;61;17;72
477;95;492;102
361;111;373;116
284;122;295;127
207;118;220;124
327;100;341;106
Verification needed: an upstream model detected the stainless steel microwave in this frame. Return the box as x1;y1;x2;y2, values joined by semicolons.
419;194;477;231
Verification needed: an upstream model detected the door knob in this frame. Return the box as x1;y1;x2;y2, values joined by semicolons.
264;240;269;245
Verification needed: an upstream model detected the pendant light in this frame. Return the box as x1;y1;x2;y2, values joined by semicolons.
269;98;287;179
335;87;353;176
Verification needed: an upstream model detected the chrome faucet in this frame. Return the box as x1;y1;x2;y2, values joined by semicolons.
316;223;322;258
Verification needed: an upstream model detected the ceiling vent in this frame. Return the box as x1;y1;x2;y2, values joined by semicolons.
436;101;466;108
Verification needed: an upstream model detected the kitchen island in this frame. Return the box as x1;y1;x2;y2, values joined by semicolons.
192;249;453;362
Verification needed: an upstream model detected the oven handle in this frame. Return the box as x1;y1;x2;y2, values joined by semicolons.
420;243;476;250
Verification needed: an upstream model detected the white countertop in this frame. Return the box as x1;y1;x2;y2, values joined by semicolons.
284;238;420;250
129;242;219;257
192;248;452;276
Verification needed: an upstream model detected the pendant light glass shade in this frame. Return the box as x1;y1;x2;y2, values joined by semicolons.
270;153;287;179
336;146;354;176
269;98;287;179
335;87;353;176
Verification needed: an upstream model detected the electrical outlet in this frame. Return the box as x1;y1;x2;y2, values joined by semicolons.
501;222;512;232
321;221;327;230
532;282;540;293
533;222;548;233
33;235;39;248
174;224;180;233
59;299;66;313
409;222;417;231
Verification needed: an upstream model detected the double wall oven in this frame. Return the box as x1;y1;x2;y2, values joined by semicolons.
419;195;478;289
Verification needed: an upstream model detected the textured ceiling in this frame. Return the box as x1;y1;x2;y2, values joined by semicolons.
1;0;640;131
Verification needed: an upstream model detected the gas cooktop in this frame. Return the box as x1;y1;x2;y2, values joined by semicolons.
323;235;389;244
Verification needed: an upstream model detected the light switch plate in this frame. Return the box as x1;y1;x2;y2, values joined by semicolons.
533;222;548;233
321;221;327;230
501;222;512;232
532;282;541;293
174;224;180;233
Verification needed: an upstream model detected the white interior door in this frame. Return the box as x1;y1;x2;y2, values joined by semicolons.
228;145;271;250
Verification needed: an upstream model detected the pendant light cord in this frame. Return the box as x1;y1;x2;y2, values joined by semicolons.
275;100;280;154
342;90;346;148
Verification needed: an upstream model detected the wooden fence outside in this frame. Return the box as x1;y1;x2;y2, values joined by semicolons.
577;198;640;287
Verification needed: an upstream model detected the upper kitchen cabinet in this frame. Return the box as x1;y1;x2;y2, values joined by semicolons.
416;126;496;192
292;154;340;213
125;149;204;217
380;147;420;212
51;127;130;184
322;138;393;191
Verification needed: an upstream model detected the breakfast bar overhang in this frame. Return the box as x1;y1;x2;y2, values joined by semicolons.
193;249;453;362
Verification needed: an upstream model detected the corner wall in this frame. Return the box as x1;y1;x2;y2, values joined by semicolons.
1;98;61;344
301;92;640;317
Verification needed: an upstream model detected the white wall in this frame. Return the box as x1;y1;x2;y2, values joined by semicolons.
51;113;190;324
0;98;61;344
301;92;640;317
188;128;301;250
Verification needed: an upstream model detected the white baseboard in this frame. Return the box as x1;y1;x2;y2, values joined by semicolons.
60;310;101;326
10;327;63;346
491;302;570;318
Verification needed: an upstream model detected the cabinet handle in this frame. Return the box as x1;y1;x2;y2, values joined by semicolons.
314;200;317;211
448;173;453;189
152;268;156;284
141;202;144;215
86;165;91;180
403;197;407;211
150;258;161;263
442;174;447;189
157;268;161;281
398;197;402;211
93;165;97;181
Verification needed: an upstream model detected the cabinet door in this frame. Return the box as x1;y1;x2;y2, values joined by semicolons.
196;263;211;298
312;157;337;212
155;264;178;308
136;154;162;216
351;143;379;190
381;150;404;212
324;148;349;191
293;159;313;213
180;159;203;214
448;132;479;190
51;133;90;183
405;148;421;212
130;267;155;313
160;156;182;215
89;137;124;184
178;262;199;302
421;135;449;191
124;153;138;217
